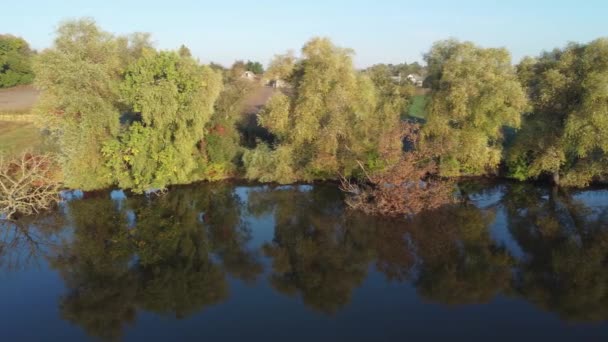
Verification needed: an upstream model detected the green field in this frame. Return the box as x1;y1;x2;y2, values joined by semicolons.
0;121;48;156
407;94;428;120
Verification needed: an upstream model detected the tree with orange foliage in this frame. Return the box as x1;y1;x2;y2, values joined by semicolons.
339;122;454;216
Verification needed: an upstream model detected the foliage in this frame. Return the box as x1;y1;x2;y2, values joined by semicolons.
264;51;296;81
33;19;125;190
22;18;608;198
178;44;192;57
364;63;414;117
203;78;256;180
242;142;296;183
227;60;247;81
422;39;527;177
507;39;608;186
246;60;264;74
0;152;61;219
364;62;425;81
0;34;35;87
102;50;223;192
339;123;454;216
250;37;404;182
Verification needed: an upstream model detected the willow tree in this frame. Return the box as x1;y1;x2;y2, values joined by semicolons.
422;40;527;177
508;39;608;186
244;38;403;183
34;19;124;190
102;50;223;192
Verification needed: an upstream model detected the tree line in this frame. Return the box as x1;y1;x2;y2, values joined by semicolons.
15;18;608;193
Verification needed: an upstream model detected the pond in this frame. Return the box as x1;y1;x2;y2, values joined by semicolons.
1;181;608;341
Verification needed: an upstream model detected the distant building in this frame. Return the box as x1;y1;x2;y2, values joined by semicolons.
406;74;424;87
241;71;257;80
268;78;288;89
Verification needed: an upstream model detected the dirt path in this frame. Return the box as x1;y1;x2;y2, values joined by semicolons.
243;86;276;115
0;85;39;112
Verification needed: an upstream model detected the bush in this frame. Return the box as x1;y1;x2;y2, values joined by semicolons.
0;153;61;219
0;34;35;88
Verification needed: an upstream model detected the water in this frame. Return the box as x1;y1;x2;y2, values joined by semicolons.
1;181;608;341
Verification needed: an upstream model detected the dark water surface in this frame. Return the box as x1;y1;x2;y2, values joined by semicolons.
1;182;608;341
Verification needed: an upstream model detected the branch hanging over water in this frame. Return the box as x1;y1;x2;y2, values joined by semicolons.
339;123;455;216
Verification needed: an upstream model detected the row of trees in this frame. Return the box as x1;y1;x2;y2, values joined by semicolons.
32;19;608;194
0;34;35;88
423;39;608;186
34;19;245;192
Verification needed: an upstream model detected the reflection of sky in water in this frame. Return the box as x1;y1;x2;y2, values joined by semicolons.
467;185;526;260
467;185;505;209
110;189;126;200
489;207;525;260
59;189;83;201
573;190;608;221
234;185;277;250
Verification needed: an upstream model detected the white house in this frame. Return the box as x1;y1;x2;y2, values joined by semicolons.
241;71;257;80
406;74;424;87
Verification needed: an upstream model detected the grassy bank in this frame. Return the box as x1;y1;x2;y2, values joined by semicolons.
0;121;48;156
407;94;428;120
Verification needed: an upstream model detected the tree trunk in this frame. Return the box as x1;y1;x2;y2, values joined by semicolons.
552;171;560;186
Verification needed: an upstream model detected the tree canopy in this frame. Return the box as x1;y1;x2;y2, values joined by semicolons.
0;34;35;88
103;50;223;192
507;39;608;186
244;37;405;183
422;39;528;177
26;18;608;196
34;19;126;190
246;60;264;74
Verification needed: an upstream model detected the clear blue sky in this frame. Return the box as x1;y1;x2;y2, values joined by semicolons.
2;0;607;68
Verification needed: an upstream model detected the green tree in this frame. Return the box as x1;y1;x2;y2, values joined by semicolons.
246;60;264;74
102;50;223;192
422;39;527;177
264;51;296;81
0;34;35;87
115;32;154;69
227;60;247;81
244;38;404;183
178;44;192;58
507;39;608;186
203;77;256;179
34;19;124;190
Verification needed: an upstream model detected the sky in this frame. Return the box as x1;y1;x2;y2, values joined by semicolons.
2;0;607;68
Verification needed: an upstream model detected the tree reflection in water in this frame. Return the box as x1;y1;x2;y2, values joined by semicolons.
248;185;376;314
249;185;513;309
249;183;608;318
2;182;608;340
503;184;608;322
46;183;262;340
